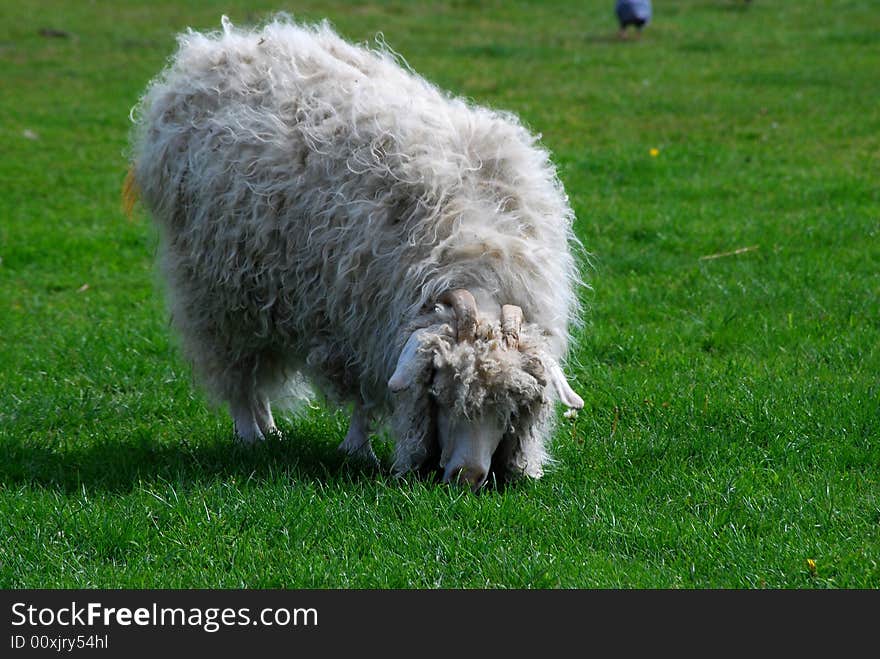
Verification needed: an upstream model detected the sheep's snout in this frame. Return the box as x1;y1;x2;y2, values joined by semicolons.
442;465;489;491
437;407;504;492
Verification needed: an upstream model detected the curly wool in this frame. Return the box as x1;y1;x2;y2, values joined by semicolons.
129;16;582;473
424;323;546;418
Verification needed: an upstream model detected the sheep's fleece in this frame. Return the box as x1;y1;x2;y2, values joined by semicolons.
128;15;584;482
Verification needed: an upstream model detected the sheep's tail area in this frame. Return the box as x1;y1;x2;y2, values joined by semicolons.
121;165;139;219
119;158;317;417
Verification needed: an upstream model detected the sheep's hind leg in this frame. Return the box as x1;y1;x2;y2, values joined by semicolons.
232;400;264;445
254;396;278;438
231;393;277;445
338;405;379;467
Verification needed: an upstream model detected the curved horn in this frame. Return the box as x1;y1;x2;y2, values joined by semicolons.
500;304;523;350
439;289;477;343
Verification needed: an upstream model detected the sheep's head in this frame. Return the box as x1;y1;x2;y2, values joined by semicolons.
388;288;583;491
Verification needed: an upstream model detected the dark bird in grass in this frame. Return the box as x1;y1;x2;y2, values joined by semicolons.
615;0;652;39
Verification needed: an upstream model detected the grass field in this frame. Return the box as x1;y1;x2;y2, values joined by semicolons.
1;0;878;588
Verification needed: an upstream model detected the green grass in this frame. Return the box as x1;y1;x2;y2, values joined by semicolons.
1;0;878;588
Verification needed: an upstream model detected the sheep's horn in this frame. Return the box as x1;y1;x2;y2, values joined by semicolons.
501;304;523;350
439;289;477;343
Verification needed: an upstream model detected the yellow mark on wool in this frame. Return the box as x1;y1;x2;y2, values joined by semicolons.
121;166;140;219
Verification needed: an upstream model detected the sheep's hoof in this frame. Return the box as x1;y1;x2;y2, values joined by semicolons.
233;420;265;445
234;431;264;446
338;441;380;469
338;417;379;467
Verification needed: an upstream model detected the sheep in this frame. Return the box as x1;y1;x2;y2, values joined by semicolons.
126;15;585;490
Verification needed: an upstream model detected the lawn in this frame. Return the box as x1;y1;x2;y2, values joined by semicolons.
0;0;877;588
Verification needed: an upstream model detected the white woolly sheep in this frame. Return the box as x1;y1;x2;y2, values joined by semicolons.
126;15;585;489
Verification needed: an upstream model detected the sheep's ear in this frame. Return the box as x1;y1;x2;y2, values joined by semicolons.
548;361;584;410
388;329;429;392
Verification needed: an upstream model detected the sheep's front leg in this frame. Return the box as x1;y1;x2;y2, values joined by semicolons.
338;406;379;467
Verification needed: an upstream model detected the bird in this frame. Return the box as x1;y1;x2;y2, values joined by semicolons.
615;0;652;39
